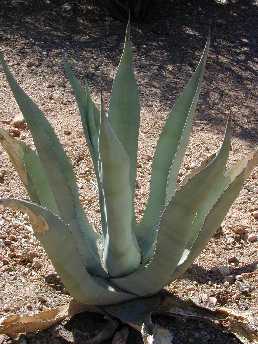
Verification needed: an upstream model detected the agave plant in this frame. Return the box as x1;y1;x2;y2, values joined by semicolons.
0;23;257;341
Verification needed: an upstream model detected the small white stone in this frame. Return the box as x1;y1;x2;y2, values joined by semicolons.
208;296;217;307
226;237;235;244
12;114;26;130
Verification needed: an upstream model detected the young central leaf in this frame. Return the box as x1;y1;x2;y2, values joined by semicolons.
108;22;140;206
100;108;141;277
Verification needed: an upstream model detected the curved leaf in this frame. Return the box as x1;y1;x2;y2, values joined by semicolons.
0;198;135;305
64;63;107;236
0;55;104;275
137;38;210;257
0;128;58;213
174;149;258;279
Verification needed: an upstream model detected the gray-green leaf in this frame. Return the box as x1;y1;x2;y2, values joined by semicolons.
137;38;210;258
100;111;141;277
173;149;258;279
0;128;58;213
108;22;140;203
64;63;107;236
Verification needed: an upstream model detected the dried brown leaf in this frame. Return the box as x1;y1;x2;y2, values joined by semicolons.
0;300;97;339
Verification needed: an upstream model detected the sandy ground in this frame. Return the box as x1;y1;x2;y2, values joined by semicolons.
0;1;257;341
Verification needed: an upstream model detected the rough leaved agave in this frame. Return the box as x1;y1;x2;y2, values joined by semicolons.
0;23;257;312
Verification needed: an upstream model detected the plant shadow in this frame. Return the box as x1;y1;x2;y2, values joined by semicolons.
183;260;258;284
0;0;257;145
22;304;242;344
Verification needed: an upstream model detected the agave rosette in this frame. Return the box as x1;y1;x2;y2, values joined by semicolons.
0;23;257;306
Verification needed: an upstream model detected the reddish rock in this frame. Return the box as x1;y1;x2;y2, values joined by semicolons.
252;211;258;220
247;233;258;243
8;127;20;137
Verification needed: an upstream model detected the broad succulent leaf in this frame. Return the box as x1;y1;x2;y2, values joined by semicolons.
0;199;134;305
110;121;231;295
0;128;58;213
108;22;140;202
136;38;210;257
171;119;232;264
0;54;104;275
64;63;107;235
174;150;258;278
100;109;141;277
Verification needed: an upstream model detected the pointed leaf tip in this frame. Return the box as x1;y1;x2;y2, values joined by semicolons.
108;22;140;210
125;17;131;44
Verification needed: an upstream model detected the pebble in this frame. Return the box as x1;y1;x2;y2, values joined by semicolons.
19;252;35;265
0;170;6;183
38;296;47;304
4;239;12;246
237;282;253;295
247;233;258;243
201;293;208;302
2;257;9;265
26;60;40;68
226;237;235;245
8;127;20;138
32;259;42;270
9;234;17;242
12;114;26;130
208;296;217;307
146;154;152;161
64;129;71;135
232;292;240;301
233;225;248;236
252;211;258;220
228;256;239;264
45;272;60;285
1;119;11;124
